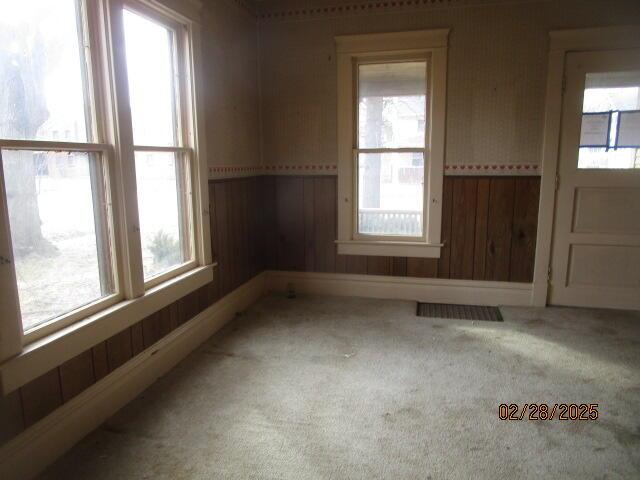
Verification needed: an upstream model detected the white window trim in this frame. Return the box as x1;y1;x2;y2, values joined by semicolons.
0;0;212;383
335;29;449;258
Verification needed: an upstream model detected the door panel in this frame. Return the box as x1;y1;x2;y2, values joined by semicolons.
572;187;640;234
550;49;640;310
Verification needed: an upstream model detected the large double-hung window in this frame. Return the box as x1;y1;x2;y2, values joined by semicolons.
336;30;449;258
0;0;210;362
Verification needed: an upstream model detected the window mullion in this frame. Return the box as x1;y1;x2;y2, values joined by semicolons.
105;0;145;299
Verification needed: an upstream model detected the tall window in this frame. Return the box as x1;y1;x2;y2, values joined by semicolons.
336;30;448;258
123;7;193;282
0;0;208;344
357;61;427;238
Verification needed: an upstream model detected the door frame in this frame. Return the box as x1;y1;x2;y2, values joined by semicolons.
532;26;640;307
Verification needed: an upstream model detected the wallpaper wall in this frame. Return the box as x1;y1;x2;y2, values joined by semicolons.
202;0;261;171
252;0;640;176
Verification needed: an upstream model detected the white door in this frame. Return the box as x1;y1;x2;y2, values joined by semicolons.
550;49;640;310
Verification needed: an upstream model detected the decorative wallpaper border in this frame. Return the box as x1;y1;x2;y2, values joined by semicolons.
208;163;540;179
444;164;540;175
263;164;339;174
209;164;338;179
256;0;544;22
258;0;459;21
208;165;263;179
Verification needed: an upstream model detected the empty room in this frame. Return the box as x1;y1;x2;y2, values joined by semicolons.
0;0;639;478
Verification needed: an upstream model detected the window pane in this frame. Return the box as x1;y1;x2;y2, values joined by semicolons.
135;151;190;279
123;9;177;147
358;152;424;237
578;71;640;169
0;0;91;142
2;150;114;331
358;62;427;149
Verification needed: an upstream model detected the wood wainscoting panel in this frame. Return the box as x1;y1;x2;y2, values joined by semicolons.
485;178;517;282
59;350;96;403
450;178;478;279
473;178;491;280
510;177;541;283
106;329;133;372
19;369;63;428
275;177;306;271
267;175;539;283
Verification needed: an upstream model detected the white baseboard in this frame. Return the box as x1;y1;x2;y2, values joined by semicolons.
0;272;266;480
265;270;533;306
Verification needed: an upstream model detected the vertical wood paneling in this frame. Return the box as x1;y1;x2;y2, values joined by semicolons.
207;276;221;304
237;179;250;286
438;177;454;278
178;291;199;326
262;176;278;270
276;177;305;271
92;342;109;381
0;390;24;443
485;178;516;281
20;369;63;427
335;254;348;273
473;178;491;280
197;285;211;314
510;177;540;282
303;178;316;271
266;174;538;283
346;255;367;274
208;183;217;260
226;180;238;289
227;179;247;290
450;178;478;279
314;177;337;272
169;302;180;331
106;329;133;372
208;183;220;299
406;258;438;277
130;321;145;356
59;350;95;403
367;256;393;275
143;311;162;349
392;257;407;276
214;181;231;295
247;177;263;276
158;306;174;338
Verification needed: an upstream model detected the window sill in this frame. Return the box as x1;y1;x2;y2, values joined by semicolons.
0;263;215;395
336;240;442;258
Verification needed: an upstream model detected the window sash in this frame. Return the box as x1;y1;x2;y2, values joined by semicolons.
123;2;186;149
352;149;427;242
0;144;122;342
122;1;197;286
134;147;195;286
353;55;431;241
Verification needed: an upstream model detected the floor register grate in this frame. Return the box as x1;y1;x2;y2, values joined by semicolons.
416;302;503;322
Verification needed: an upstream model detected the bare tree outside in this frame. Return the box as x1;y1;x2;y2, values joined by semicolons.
0;20;51;255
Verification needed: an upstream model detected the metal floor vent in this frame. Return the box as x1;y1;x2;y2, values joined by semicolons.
416;303;503;322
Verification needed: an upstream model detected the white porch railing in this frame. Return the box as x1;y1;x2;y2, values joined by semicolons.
358;209;422;237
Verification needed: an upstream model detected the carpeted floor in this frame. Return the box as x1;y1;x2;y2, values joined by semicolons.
41;294;640;479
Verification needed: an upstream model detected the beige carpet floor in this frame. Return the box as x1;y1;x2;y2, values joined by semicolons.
41;294;640;479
